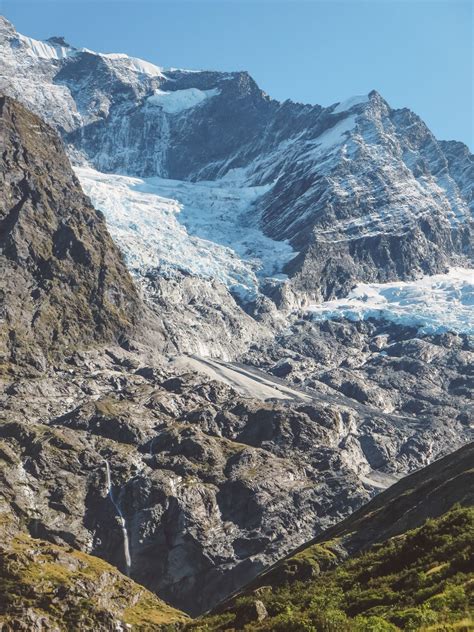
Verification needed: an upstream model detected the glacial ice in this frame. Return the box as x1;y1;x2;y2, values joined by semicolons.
76;167;296;300
18;33;75;60
15;28;165;77
307;269;474;334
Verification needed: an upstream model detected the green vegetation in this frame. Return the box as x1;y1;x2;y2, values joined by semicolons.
188;506;474;631
0;533;187;630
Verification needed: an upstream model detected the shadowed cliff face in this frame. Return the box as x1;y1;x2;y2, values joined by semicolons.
0;95;140;370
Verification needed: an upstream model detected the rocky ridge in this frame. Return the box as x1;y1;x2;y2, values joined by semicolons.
0;95;143;371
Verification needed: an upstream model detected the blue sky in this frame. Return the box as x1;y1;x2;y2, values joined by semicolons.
2;0;473;149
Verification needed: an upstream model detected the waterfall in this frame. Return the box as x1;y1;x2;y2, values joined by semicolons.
103;459;131;576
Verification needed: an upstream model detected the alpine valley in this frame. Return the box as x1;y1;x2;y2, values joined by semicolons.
0;15;472;631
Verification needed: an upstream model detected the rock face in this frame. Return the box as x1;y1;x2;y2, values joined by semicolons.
1;330;470;615
1;15;472;303
0;347;374;616
140;272;269;360
261;95;474;300
0;95;141;370
273;440;474;569
244;317;474;462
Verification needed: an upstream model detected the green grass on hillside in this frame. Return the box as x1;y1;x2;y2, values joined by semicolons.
188;506;474;631
0;533;187;630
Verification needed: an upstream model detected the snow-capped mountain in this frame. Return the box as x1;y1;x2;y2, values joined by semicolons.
1;14;472;308
1;17;473;622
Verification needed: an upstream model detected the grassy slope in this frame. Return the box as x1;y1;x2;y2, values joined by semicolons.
189;506;474;631
0;448;472;631
0;532;187;631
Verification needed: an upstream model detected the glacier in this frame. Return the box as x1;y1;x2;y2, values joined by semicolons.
17;34;74;60
2;14;472;333
306;268;474;334
76;167;296;300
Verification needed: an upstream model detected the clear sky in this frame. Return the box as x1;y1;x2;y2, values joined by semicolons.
2;0;473;149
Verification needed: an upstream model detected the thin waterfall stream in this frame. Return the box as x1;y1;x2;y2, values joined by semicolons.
103;459;131;576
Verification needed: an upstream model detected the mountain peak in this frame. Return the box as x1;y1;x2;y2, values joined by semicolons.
330;89;389;115
367;88;390;108
0;14;15;35
46;35;71;48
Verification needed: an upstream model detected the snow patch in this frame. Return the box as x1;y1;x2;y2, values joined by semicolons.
302;115;357;158
99;52;165;77
17;34;75;60
333;94;369;114
147;87;220;113
306;269;474;334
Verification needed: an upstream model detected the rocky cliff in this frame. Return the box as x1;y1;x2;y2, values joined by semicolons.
0;95;141;370
0;527;187;631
